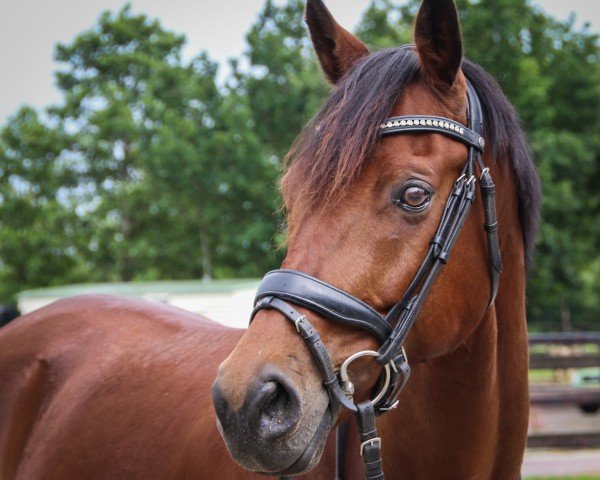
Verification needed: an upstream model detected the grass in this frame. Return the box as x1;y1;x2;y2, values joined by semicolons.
524;476;600;480
529;369;556;382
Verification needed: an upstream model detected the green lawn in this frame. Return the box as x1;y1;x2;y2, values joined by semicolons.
524;476;600;480
529;369;556;382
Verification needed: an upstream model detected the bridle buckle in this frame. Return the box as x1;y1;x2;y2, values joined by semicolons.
390;346;408;373
378;400;399;412
294;315;307;332
360;437;382;456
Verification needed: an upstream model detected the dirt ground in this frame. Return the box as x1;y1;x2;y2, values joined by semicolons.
523;404;600;477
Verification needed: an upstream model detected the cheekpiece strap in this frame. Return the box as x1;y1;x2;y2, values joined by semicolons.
251;295;359;413
356;401;384;480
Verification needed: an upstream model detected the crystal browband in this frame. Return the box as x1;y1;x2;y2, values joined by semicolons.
379;115;485;151
380;116;465;133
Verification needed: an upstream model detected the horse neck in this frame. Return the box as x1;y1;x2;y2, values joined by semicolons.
371;161;529;479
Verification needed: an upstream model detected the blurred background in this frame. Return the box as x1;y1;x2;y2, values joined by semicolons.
1;0;598;478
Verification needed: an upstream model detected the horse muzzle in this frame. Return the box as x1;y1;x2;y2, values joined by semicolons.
212;364;332;475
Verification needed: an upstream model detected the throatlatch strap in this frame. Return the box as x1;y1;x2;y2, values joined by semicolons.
479;168;502;307
356;402;384;480
336;422;349;480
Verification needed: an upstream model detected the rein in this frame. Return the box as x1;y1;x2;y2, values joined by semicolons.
250;80;502;480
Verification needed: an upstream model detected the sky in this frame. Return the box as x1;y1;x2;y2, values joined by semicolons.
0;0;598;124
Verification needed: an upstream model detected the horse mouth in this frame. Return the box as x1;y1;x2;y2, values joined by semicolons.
256;405;334;476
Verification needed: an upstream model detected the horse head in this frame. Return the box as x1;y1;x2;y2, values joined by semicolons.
212;0;539;476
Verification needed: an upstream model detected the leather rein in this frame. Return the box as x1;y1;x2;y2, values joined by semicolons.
250;80;502;480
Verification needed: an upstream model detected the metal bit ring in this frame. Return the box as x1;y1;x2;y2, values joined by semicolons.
338;350;392;406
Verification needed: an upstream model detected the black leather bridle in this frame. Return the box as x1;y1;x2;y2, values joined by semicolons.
249;79;502;480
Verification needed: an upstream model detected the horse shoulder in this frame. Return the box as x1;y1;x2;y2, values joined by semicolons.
0;294;247;479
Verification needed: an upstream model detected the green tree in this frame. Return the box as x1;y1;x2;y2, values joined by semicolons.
0;0;597;331
224;0;334;263
52;5;190;281
0;4;285;300
238;0;328;157
51;5;281;281
355;0;411;47
141;54;281;279
0;107;85;302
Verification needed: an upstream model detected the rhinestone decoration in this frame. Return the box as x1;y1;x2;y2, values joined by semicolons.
380;117;472;136
379;116;485;151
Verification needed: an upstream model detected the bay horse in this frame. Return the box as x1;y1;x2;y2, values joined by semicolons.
0;295;335;479
0;1;541;480
213;0;540;479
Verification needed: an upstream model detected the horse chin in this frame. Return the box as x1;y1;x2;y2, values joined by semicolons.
258;405;334;477
217;403;334;477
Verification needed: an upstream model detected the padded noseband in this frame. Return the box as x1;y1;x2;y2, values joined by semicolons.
254;270;391;343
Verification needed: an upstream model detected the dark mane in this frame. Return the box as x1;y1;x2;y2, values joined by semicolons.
461;60;542;270
283;47;541;269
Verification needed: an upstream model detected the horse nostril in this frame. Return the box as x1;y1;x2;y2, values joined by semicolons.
213;369;302;445
212;381;234;429
252;377;300;441
260;381;289;427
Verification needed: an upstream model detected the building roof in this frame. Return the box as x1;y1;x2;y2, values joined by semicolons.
18;279;261;299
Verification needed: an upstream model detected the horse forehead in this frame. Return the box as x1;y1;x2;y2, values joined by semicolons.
392;80;467;119
285;80;468;230
373;82;470;171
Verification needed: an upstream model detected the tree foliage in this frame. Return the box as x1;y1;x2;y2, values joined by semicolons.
0;1;598;330
0;107;84;300
240;0;329;157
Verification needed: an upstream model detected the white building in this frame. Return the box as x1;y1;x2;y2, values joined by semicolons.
17;279;260;329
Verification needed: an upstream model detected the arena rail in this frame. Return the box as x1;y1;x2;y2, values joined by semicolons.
528;332;600;448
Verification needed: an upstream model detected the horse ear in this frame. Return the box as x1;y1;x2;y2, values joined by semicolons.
414;0;463;90
305;0;369;84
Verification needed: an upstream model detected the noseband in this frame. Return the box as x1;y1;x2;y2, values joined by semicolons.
250;80;502;480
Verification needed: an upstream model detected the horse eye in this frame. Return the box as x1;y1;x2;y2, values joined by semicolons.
394;186;431;212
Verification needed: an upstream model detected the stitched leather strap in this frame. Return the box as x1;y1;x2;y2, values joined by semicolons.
255;269;392;343
467;79;502;308
251;296;358;413
336;422;348;480
377;174;476;365
356;401;384;480
479;169;502;308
